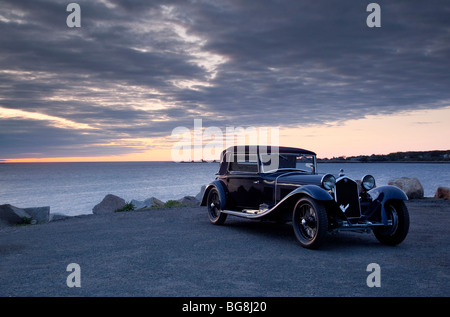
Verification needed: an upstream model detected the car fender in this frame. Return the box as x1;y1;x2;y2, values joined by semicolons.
200;180;227;210
285;185;334;202
368;185;408;224
368;185;408;202
265;185;333;220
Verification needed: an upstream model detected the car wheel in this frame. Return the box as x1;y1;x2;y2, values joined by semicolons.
207;187;227;225
292;197;328;249
373;200;409;246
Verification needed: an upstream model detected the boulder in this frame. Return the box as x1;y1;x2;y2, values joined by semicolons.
24;206;50;223
0;204;32;226
50;213;71;221
92;194;126;214
177;196;200;206
130;199;146;210
195;185;206;202
434;187;450;200
388;177;424;199
131;197;165;210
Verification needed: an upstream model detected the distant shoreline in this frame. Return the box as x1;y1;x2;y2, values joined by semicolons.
318;149;450;163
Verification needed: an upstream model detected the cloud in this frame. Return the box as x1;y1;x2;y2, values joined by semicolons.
0;106;97;130
0;0;449;158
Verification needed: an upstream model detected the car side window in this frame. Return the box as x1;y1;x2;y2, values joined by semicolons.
229;154;258;173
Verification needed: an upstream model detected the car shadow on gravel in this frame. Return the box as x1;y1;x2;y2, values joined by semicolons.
220;217;384;251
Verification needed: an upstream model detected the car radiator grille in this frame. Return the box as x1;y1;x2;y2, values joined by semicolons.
335;177;361;218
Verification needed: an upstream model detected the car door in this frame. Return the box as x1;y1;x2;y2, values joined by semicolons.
226;155;263;209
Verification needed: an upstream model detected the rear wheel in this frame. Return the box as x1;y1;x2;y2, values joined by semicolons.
206;188;227;225
373;200;409;245
292;197;328;249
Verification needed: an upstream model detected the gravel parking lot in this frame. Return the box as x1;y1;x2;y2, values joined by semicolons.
0;199;449;297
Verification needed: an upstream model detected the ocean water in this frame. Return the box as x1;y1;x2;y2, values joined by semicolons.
0;162;217;216
0;161;449;216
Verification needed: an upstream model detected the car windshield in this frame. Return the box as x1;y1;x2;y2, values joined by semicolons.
260;153;316;174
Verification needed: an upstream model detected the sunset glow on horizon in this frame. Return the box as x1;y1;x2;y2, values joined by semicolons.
1;1;449;163
3;106;449;163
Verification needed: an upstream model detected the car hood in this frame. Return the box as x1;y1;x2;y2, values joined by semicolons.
266;172;325;186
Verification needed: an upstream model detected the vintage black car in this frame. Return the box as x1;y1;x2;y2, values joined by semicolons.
201;146;409;249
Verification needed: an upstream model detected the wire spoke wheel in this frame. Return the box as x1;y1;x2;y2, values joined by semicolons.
292;197;328;249
298;204;317;240
206;187;227;225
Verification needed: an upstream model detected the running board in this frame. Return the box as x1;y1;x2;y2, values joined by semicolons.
222;209;268;219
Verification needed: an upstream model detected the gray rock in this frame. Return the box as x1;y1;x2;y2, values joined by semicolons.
146;197;165;208
130;199;146;210
177;196;200;206
24;206;50;223
50;213;71;221
0;204;32;226
131;197;165;210
388;177;424;199
92;194;126;214
195;185;206;202
434;187;450;200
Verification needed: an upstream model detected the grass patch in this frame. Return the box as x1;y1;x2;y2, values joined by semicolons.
15;216;34;226
115;202;135;212
162;200;186;208
22;216;33;224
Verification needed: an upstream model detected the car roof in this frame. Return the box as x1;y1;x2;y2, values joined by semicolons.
222;146;316;156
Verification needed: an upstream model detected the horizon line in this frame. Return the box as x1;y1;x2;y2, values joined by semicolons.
2;148;449;164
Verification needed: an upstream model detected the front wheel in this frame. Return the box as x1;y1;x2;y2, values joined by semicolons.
206;188;227;225
292;197;328;249
373;200;409;246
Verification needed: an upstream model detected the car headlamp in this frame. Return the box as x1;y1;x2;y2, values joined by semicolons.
361;175;376;191
321;174;336;190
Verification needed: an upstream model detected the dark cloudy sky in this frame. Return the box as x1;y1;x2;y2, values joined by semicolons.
0;0;449;161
